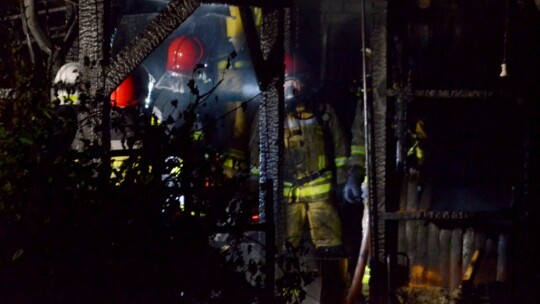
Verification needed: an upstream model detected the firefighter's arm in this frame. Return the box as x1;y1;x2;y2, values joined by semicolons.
348;104;366;174
344;102;366;204
325;104;348;186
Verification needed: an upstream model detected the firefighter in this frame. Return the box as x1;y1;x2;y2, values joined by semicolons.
110;65;151;151
153;34;211;132
217;5;261;179
51;62;82;152
249;54;348;257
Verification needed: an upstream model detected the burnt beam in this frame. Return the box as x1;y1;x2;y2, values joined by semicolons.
105;0;201;94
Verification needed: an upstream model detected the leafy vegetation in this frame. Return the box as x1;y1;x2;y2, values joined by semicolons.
0;22;319;304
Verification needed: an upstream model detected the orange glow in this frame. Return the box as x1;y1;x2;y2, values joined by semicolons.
408;265;442;287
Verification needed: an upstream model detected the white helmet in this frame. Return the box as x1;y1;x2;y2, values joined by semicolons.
53;62;81;105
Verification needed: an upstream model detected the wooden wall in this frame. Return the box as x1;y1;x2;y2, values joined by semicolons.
396;172;511;289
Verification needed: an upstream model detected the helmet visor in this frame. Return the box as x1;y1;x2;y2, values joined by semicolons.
284;78;303;101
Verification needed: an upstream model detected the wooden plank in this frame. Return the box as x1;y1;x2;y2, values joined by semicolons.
406;173;419;212
449;228;463;289
497;233;510;282
462;227;475;276
462;249;484;284
438;229;452;288
476;237;497;284
426;223;441;286
399;178;408;211
369;0;388;270
414;221;428;286
472;230;487;284
415;181;431;285
405;173;419;285
418;182;432;211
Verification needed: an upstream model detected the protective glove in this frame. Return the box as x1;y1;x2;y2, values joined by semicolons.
343;174;362;204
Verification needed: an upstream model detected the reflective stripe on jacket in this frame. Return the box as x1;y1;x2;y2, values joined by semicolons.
250;102;348;199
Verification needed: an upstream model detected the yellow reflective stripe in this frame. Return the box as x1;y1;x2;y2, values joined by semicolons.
335;157;347;168
253;7;262;27
222;158;234;169
408;142;418;155
223;158;245;169
110;156;154;186
111;156;129;170
250;167;260;176
283;174;333;198
362;265;371;284
408;142;425;161
351;145;366;156
318;155;326;170
151;115;161;126
227;6;243;38
191;130;204;141
223;149;246;169
170;166;181;175
56;94;78;104
227;6;262;39
217;60;252;70
284;181;332;198
416;147;424;161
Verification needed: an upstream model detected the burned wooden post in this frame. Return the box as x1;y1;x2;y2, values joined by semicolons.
413;221;428;286
449;228;463;289
462;227;475;276
245;4;286;301
426;222;441;286
405;171;419;285
497;233;510;282
77;0;106;153
365;1;388;302
438;228;452;288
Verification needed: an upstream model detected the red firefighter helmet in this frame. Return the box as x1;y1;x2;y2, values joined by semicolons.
166;35;205;74
284;53;306;79
111;75;139;108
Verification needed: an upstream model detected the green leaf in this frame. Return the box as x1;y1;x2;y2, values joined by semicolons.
19;137;33;146
2;181;12;193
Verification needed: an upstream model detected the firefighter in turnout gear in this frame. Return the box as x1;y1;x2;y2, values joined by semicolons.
250;54;348;256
